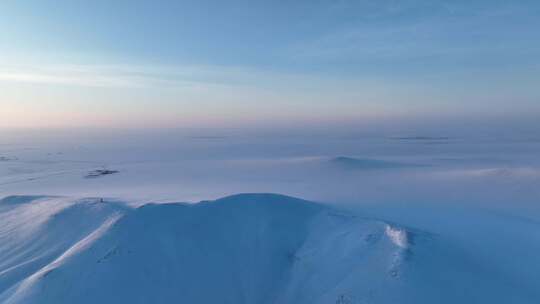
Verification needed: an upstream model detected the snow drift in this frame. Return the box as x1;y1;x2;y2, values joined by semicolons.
0;194;538;303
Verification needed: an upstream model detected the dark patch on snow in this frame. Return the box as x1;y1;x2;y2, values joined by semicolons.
42;269;55;278
97;247;120;263
335;294;357;304
85;169;119;178
0;156;18;161
364;232;382;245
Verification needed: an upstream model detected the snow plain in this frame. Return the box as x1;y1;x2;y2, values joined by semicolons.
1;129;539;303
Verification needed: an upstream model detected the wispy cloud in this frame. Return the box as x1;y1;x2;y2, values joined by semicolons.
287;2;540;66
0;63;293;89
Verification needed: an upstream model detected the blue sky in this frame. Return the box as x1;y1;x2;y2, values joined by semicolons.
1;0;539;128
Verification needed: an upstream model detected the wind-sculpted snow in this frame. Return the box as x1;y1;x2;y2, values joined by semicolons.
0;196;130;302
0;194;538;303
385;225;410;249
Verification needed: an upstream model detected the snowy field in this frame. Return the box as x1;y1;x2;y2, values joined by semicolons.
1;128;539;303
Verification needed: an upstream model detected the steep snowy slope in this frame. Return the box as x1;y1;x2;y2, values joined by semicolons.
0;194;538;303
0;196;129;301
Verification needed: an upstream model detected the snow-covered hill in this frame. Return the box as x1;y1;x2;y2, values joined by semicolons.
0;194;538;303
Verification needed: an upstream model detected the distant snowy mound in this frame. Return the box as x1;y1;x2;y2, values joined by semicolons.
0;194;536;303
330;156;419;170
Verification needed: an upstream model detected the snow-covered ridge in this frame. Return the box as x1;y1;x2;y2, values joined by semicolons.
0;193;537;303
0;194;420;304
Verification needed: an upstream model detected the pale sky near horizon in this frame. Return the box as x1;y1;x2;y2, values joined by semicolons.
1;0;539;129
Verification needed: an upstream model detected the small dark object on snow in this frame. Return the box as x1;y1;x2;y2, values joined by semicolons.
86;169;119;178
0;156;17;162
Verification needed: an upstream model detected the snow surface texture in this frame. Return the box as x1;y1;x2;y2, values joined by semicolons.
1;194;538;304
1;130;540;303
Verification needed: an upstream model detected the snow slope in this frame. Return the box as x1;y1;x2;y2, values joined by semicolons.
0;196;128;301
1;193;537;304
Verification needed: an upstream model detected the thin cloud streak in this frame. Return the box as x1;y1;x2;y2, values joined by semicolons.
0;64;291;89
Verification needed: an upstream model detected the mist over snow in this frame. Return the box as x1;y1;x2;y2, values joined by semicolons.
1;127;539;212
1;127;539;303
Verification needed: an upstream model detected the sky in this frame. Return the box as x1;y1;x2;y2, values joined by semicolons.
1;0;539;129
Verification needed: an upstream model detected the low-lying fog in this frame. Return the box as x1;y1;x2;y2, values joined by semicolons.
1;127;539;218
